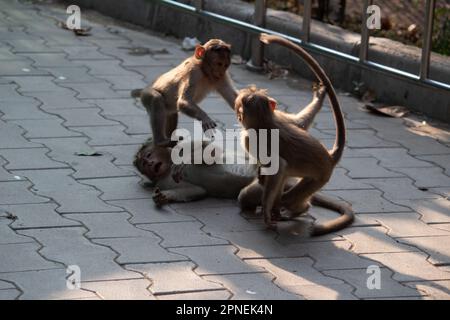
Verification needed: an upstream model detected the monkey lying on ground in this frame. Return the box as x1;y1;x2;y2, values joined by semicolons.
131;39;237;147
134;84;354;236
235;34;353;235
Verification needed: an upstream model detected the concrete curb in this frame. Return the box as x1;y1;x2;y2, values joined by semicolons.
62;0;450;122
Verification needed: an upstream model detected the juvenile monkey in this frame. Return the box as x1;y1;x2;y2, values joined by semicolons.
132;39;237;147
235;34;352;234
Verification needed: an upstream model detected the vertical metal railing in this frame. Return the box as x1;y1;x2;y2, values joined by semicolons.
420;0;436;80
247;0;267;70
359;0;373;62
302;0;312;42
194;0;203;11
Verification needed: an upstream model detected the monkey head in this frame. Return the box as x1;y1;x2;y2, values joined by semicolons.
235;86;278;129
134;142;172;182
195;39;232;81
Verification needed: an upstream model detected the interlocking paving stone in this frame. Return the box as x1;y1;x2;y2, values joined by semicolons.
81;279;155;300
366;213;450;238
19;227;139;282
204;273;302;300
0;60;49;76
126;262;223;295
73;60;137;76
394;199;450;224
339;157;404;179
94;144;142;166
87;98;146;116
107;199;195;224
361;251;450;282
417;154;450;175
324;189;411;213
82;176;151;201
32;137;132;180
5;39;63;53
61;46;114;61
2;203;81;230
49;107;119;127
405;281;450;299
323;168;372;190
106;114;150;135
94;237;187;265
0;242;60;273
322;129;399;148
94;75;148;91
124;66;174;84
0;220;33;244
0;181;48;205
0;268;96;300
10;118;82;138
0;289;20;299
140;221;228;248
0;120;41;149
14;169;121;213
284;283;357;300
398;236;450;266
44;66;103;84
364;178;441;200
158;290;230;300
390;167;450;188
59;82;125;99
69;125;144;146
17;53;72;67
324;268;423;299
171;245;265;275
0;148;67;170
337;227;418;254
352;148;433;168
0;280;15;290
0;100;53;120
5;76;68;92
0;157;16;181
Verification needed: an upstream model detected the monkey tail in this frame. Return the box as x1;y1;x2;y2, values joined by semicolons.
309;193;354;236
259;34;346;165
131;88;143;99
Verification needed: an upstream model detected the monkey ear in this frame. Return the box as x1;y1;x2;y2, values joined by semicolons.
195;45;206;60
268;98;277;111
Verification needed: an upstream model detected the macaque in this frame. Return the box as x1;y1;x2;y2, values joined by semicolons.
131;39;237;147
235;34;352;234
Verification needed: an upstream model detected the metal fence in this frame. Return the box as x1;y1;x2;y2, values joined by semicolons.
155;0;449;91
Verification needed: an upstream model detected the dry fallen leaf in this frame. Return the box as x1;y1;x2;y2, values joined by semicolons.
365;104;410;118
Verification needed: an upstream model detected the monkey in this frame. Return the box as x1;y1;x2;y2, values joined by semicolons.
131;39;237;147
234;33;352;235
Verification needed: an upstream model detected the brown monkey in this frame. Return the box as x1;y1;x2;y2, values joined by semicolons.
235;33;351;234
131;39;237;147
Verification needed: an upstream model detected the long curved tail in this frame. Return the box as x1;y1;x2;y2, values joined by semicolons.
260;34;346;165
310;193;354;236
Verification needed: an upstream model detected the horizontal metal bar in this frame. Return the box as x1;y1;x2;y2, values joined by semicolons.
153;0;450;91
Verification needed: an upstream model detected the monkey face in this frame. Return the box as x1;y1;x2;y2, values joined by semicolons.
200;40;232;81
134;144;172;182
235;86;275;129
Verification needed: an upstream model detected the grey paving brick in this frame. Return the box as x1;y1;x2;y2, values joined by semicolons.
14;169;121;213
18;53;72;67
417;154;450;176
44;66;103;84
10;118;81;138
0;148;67;170
0;220;33;244
6;39;63;53
391;167;450;188
364;178;441;200
61;46;114;60
324;189;411;213
6;76;68;92
95;144;142;166
158;290;230;300
204;273;303;300
0;280;15;290
95;75;148;91
0;100;53;120
324;268;423;299
0;120;41;149
405;281;450;299
0;181;48;205
353;148;433;168
140;221;228;248
82;176;151;201
323;168;373;190
339;157;404;179
49;107;118;127
31;91;95;110
107;199;195;224
2;203;80;230
429;187;450;198
172;245;264;275
0;157;16;181
0;269;96;300
59;82;125;99
0;83;29;101
81;279;155;300
106;114;150;135
398;236;450;266
70;125;144;146
20;227;139;282
73;60;137;76
367;213;450;238
87;98;146;116
322;129;399;148
362;251;450;282
125;65;174;84
285;283;357;300
126;262;223;295
338;227;418;254
94;237;186;265
0;242;60;273
32;137;132;180
394;199;450;224
0;289;20;299
0;60;49;76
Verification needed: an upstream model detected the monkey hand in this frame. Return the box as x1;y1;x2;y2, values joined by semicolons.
153;188;170;208
201;117;217;135
262;209;278;231
171;164;185;183
313;82;327;101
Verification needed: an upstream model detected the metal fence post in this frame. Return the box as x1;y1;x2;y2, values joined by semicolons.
359;0;373;62
194;0;203;11
247;0;266;71
420;0;436;80
302;0;312;42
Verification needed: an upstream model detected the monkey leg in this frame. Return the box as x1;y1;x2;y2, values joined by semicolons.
141;88;172;147
281;176;328;217
238;179;262;213
153;186;207;207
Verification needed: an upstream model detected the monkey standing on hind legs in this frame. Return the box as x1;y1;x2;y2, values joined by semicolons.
131;39;237;147
235;33;353;235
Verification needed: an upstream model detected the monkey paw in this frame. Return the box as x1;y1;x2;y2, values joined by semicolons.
152;188;169;208
313;82;327;100
202;118;217;133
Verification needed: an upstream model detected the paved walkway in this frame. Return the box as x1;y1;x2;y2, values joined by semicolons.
1;0;450;300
